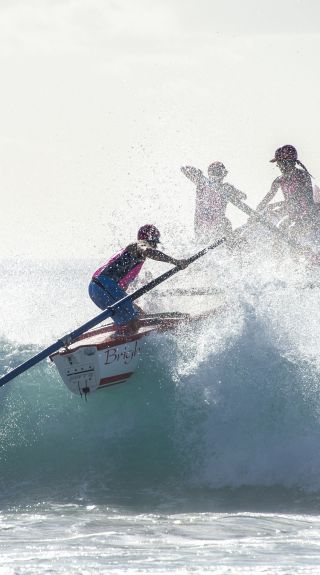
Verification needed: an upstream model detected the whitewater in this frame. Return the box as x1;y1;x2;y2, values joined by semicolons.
0;237;320;574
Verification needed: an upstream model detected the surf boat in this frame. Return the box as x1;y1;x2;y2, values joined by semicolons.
0;239;226;392
50;312;190;397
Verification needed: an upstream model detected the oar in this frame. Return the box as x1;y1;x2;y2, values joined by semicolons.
151;287;221;297
228;195;317;256
0;237;225;388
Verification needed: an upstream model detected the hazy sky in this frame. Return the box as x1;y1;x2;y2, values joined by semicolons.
0;0;319;257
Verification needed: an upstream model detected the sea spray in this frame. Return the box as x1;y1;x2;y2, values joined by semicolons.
1;248;320;504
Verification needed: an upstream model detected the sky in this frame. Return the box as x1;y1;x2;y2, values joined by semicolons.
0;0;320;258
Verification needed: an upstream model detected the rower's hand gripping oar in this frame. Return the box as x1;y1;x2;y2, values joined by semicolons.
0;237;225;388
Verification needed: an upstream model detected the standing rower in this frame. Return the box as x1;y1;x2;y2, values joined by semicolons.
181;162;247;242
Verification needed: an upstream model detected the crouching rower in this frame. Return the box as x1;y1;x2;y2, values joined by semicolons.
88;225;188;334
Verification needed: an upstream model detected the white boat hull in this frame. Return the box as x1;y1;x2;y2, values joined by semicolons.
50;314;190;396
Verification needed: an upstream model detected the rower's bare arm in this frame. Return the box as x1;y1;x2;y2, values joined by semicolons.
181;166;205;185
143;246;188;268
229;186;247;201
256;181;280;212
235;189;247;201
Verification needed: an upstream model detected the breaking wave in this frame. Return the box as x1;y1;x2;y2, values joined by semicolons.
1;246;320;506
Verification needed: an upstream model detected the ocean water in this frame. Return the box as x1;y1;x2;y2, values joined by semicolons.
1;244;320;574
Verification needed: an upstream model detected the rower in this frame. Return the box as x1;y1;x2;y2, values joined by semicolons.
257;145;318;238
88;225;188;334
181;162;247;243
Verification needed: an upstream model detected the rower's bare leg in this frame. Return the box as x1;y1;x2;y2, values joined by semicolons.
124;317;141;333
111;317;140;338
133;303;146;316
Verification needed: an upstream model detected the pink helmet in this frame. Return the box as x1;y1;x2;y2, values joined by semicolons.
137;224;160;243
208;161;228;178
270;145;298;163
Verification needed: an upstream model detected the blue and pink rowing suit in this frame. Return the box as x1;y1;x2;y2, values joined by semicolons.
89;245;145;325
